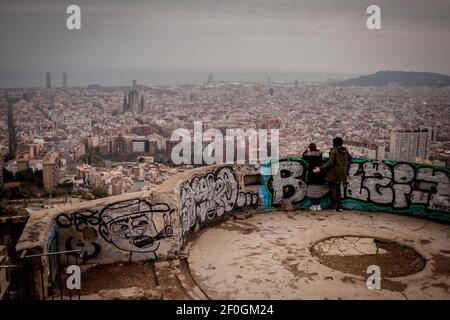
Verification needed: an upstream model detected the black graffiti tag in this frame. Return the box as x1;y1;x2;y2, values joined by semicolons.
179;166;259;238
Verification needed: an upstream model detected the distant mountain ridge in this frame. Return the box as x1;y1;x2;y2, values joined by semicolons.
334;71;450;87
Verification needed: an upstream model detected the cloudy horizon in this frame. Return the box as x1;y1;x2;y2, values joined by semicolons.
1;0;450;87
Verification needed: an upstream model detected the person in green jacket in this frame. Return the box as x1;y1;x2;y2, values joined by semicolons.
313;137;352;212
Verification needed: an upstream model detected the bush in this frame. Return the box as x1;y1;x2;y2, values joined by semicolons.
91;186;108;198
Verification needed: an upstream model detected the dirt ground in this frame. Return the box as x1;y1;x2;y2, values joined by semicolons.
310;236;426;277
80;262;157;295
52;262;158;297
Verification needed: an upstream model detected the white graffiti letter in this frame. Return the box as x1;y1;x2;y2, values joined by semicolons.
362;161;393;204
346;163;369;201
272;161;307;204
412;168;450;212
392;163;414;208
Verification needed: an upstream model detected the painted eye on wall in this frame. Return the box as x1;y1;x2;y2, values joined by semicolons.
112;224;128;233
132;220;148;228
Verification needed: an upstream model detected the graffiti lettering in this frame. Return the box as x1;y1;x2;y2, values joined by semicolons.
179;166;259;238
23;221;47;243
270;160;308;205
263;158;450;220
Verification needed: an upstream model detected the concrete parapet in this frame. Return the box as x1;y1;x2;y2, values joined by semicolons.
13;159;450;299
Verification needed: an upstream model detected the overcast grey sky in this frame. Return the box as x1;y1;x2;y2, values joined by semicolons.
1;0;450;87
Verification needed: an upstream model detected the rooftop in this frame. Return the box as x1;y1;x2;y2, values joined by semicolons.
8;160;450;300
60;209;450;300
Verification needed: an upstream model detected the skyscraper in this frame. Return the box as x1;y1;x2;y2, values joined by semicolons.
389;129;430;162
62;73;67;88
268;76;274;96
122;92;128;113
42;150;61;191
5;91;17;159
46;72;51;88
132;79;137;88
128;90;139;113
140;95;145;113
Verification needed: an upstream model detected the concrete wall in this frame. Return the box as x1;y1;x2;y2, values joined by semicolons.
176;165;260;244
0;246;9;299
15;165;260;268
15;159;450;271
261;157;450;222
16;191;180;266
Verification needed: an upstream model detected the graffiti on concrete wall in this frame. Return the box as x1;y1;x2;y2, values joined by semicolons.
262;158;450;221
22;221;47;243
55;199;174;261
346;160;450;213
268;159;311;205
179;166;259;238
47;227;59;282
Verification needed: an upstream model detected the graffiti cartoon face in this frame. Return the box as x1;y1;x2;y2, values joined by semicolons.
99;200;168;253
191;176;210;203
101;212;159;252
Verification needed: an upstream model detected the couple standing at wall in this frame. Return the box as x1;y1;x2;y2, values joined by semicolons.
303;137;352;211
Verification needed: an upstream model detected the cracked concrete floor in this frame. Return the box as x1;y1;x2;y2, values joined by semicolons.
187;210;450;300
312;236;389;256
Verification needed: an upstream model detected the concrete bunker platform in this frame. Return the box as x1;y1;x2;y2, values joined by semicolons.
186;210;450;300
11;160;450;300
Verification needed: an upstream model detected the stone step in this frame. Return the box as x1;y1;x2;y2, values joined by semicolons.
174;258;209;300
154;260;193;300
79;287;162;300
154;259;209;300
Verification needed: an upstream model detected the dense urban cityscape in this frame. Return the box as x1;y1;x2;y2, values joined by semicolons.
1;73;449;210
1;0;450;305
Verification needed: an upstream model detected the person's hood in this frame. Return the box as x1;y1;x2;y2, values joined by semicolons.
335;146;348;154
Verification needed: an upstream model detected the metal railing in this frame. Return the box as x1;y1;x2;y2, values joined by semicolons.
0;264;30;300
1;249;85;301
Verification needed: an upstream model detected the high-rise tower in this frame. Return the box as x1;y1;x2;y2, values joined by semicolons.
46;72;51;88
128;90;139;113
123;92;128;113
389;129;430;162
62;73;67;88
140;95;145;113
5;91;17;159
268;76;273;96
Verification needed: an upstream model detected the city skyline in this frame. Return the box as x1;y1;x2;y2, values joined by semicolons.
1;1;450;304
1;0;450;87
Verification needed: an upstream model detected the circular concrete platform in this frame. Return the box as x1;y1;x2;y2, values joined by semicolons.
187;210;450;300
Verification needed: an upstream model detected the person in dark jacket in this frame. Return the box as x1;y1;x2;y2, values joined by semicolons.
313;137;352;212
302;143;325;211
